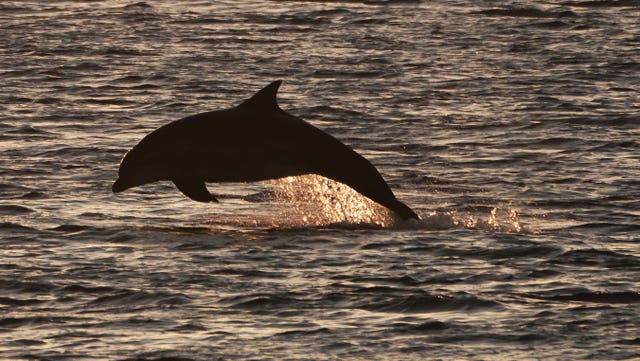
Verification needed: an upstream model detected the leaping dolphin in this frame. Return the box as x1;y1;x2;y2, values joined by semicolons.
112;81;419;220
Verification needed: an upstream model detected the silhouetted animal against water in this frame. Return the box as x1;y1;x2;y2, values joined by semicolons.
112;81;419;220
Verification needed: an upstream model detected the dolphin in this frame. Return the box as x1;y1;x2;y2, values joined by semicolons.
112;81;419;220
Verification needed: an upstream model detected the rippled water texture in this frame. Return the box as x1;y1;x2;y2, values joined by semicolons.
1;1;639;360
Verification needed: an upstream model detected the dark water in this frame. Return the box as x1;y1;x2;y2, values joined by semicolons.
1;1;639;360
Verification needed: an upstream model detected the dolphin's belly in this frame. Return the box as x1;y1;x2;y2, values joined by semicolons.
178;150;309;183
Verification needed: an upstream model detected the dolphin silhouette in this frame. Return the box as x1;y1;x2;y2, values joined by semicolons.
112;81;419;220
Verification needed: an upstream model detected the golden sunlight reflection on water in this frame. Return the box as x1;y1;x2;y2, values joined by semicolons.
271;175;394;228
269;175;525;233
195;175;525;234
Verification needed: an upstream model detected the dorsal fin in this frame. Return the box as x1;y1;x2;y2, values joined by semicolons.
239;80;282;110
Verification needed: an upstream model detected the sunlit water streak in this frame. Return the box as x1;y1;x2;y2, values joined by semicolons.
268;175;525;232
1;1;639;360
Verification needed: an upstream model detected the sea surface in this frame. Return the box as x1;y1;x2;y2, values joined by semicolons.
1;1;639;360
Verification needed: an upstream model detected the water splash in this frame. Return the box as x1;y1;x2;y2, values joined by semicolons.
473;207;524;233
269;176;524;233
430;207;524;233
269;175;395;228
201;176;525;233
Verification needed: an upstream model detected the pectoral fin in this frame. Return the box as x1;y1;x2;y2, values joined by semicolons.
172;178;218;203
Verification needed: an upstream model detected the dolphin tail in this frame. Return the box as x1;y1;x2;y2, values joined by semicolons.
112;177;134;193
388;199;420;220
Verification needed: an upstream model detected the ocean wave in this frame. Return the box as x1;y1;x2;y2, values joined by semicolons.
475;7;577;18
357;291;502;313
0;222;39;233
546;248;640;268
87;289;192;309
526;290;640;304
220;293;303;311
564;0;640;7
274;327;332;337
0;316;77;329
0;205;34;215
0;296;46;306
